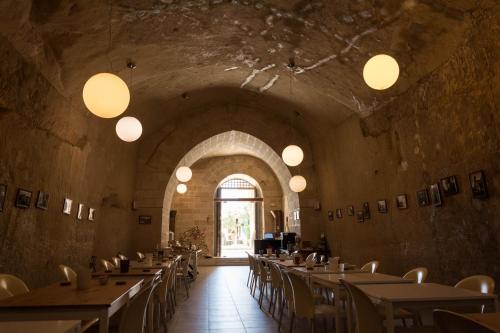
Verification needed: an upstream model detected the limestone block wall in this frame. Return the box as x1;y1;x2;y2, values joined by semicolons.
171;155;283;255
316;8;500;286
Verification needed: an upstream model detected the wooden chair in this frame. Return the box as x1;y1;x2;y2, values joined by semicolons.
118;282;158;333
58;264;77;284
257;259;272;308
403;267;428;284
278;268;295;332
100;259;115;271
434;309;495;333
268;262;283;317
136;252;146;261
455;275;495;313
0;274;29;300
111;257;121;268
360;260;379;273
176;252;192;298
246;253;254;287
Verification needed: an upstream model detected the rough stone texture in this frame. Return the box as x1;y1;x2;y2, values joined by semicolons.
170;155;283;255
318;7;500;286
0;38;137;288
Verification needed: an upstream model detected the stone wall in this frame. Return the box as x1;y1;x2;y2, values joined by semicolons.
318;8;500;286
0;38;137;288
170;155;283;255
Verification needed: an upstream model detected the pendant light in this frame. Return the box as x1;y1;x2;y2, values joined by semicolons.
177;183;187;194
116;116;142;142
363;54;399;90
176;166;192;182
82;0;130;118
289;175;307;193
282;145;304;167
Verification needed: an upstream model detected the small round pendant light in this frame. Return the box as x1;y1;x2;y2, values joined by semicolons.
363;54;399;90
289;175;307;193
116;116;142;142
176;166;193;182
83;73;130;118
282;145;304;167
176;183;187;194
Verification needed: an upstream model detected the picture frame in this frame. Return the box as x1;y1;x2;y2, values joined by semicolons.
377;200;387;213
356;211;364;223
469;170;488;199
88;208;95;221
0;184;7;212
77;204;84;220
15;189;32;209
347;206;354;216
429;184;442;206
63;198;73;215
327;211;334;221
35;191;49;210
416;189;430;207
362;202;370;219
139;215;152;225
440;175;459;196
335;208;343;219
396;194;408;209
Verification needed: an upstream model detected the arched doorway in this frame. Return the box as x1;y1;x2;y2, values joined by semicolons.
215;174;262;257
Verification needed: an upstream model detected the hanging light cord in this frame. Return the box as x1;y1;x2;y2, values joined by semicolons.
106;0;114;72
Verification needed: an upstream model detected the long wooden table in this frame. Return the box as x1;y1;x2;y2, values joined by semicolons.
358;283;497;333
0;320;81;333
311;273;413;333
467;313;500;331
0;278;143;333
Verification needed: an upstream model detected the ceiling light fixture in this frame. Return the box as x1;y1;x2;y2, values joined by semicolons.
282;145;304;167
116;116;142;142
176;166;193;183
289;175;307;193
363;54;399;90
176;184;187;194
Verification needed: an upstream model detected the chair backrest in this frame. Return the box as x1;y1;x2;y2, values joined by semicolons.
119;283;157;333
100;259;115;271
181;252;192;276
305;252;317;263
0;274;29;300
136;252;145;260
58;264;77;284
111;257;121;267
341;279;384;333
258;259;268;281
287;272;315;319
168;260;178;290
434;309;495;333
118;254;128;260
360;260;379;273
402;267;428;284
455;275;495;294
268;262;283;288
247;254;254;271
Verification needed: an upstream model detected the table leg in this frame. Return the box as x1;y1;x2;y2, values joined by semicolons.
334;285;342;333
384;302;394;333
148;299;154;333
98;310;109;333
346;291;353;333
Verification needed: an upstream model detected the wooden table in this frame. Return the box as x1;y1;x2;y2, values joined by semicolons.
311;273;413;333
358;283;497;333
129;260;172;270
0;278;143;333
467;313;500;331
0;320;81;333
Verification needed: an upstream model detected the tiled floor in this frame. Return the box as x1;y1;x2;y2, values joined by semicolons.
167;266;280;333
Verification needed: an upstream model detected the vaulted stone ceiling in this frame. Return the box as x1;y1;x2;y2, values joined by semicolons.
0;0;484;136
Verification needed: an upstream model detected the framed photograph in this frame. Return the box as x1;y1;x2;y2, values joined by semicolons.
327;211;334;221
377;200;387;213
63;198;72;215
139;215;152;224
335;208;343;218
417;189;430;207
88;208;95;221
469;170;488;199
0;184;7;212
77;204;84;220
356;211;364;223
15;189;32;209
440;176;459;196
35;191;49;210
396;194;408;209
362;202;370;219
429;184;442;206
347;206;354;216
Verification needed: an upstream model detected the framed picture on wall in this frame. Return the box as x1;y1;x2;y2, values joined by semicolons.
347;206;354;216
417;189;430;206
327;211;334;221
396;194;408;209
0;184;7;212
77;204;84;220
356;211;364;223
88;208;96;221
469;170;488;199
35;191;49;210
139;215;152;224
429;184;442;206
15;189;32;209
63;198;73;215
440;175;459;196
377;200;387;213
335;208;343;218
362;202;370;219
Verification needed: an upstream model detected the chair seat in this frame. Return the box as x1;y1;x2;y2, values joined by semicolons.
314;304;337;317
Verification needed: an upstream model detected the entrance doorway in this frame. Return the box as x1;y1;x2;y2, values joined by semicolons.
215;175;263;258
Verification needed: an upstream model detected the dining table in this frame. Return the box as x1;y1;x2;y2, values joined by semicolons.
467;312;500;331
0;320;81;333
0;278;144;333
358;283;497;333
311;273;413;333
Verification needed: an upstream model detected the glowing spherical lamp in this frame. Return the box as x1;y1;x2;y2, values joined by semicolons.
83;73;130;118
115;117;142;142
289;175;307;193
363;54;399;90
176;183;187;194
282;145;304;167
176;166;192;182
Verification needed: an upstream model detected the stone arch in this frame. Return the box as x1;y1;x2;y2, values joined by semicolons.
162;130;299;245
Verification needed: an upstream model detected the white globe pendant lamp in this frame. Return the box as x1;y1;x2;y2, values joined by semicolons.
115;116;142;142
289;175;307;193
176;166;193;182
176;183;187;194
83;73;130;118
363;54;399;90
282;145;304;167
